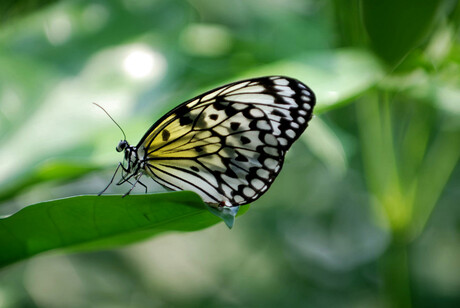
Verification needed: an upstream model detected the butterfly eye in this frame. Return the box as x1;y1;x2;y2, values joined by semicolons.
116;140;127;152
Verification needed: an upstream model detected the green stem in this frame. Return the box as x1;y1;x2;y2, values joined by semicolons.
356;94;410;232
411;129;460;237
380;240;412;308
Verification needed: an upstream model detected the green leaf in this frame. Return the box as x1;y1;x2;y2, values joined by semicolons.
0;191;248;268
361;0;443;66
0;159;100;202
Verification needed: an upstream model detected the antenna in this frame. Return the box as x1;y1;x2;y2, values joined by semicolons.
93;103;127;140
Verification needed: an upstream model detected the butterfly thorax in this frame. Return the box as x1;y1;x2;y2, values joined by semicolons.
116;140;144;176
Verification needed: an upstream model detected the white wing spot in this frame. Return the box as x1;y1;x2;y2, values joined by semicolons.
291;122;299;129
250;108;265;118
227;94;275;104
302;90;311;96
214;125;230;136
274;78;289;86
264;134;278;146
301;95;310;101
222;184;233;197
303;103;311;110
232;103;248;110
234;195;245;203
270;107;289;118
271;124;281;136
278;137;288;146
202;92;218;102
243;187;255;197
257;168;270;179
286;129;296;138
187;99;200;108
298;117;306;124
299;110;307;116
264;158;278;170
263;146;278;156
232;85;265;94
275;87;296;96
251;179;265;190
221;174;237;185
257;120;271;130
283;97;296;105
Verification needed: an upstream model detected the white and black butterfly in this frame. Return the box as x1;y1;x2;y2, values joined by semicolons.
99;76;315;207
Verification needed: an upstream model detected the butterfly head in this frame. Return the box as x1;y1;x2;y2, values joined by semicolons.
117;140;137;165
116;140;129;152
117;140;140;172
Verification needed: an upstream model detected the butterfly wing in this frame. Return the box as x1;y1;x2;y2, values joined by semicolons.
137;76;315;206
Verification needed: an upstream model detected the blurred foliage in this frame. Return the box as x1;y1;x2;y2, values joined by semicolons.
0;0;58;23
362;0;444;66
0;0;459;307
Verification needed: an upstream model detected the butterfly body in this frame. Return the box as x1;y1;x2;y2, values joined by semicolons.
104;76;315;207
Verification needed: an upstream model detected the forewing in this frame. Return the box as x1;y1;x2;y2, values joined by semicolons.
138;76;315;206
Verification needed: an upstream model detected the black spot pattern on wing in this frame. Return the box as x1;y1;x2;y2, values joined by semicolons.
135;76;315;207
162;130;170;142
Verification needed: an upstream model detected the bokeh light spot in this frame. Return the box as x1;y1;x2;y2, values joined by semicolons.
123;48;166;80
44;13;72;45
180;23;232;57
82;4;110;33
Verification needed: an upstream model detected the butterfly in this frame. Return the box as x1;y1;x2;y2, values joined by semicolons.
99;76;315;207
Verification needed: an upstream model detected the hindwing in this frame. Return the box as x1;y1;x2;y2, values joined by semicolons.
137;76;315;206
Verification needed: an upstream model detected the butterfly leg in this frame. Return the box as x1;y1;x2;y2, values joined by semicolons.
122;173;143;197
137;180;148;193
117;168;135;185
125;178;148;193
118;178;147;194
98;162;123;196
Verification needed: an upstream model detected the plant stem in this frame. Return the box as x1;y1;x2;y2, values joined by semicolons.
380;240;412;308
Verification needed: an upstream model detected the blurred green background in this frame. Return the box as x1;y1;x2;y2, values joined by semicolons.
1;0;459;307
